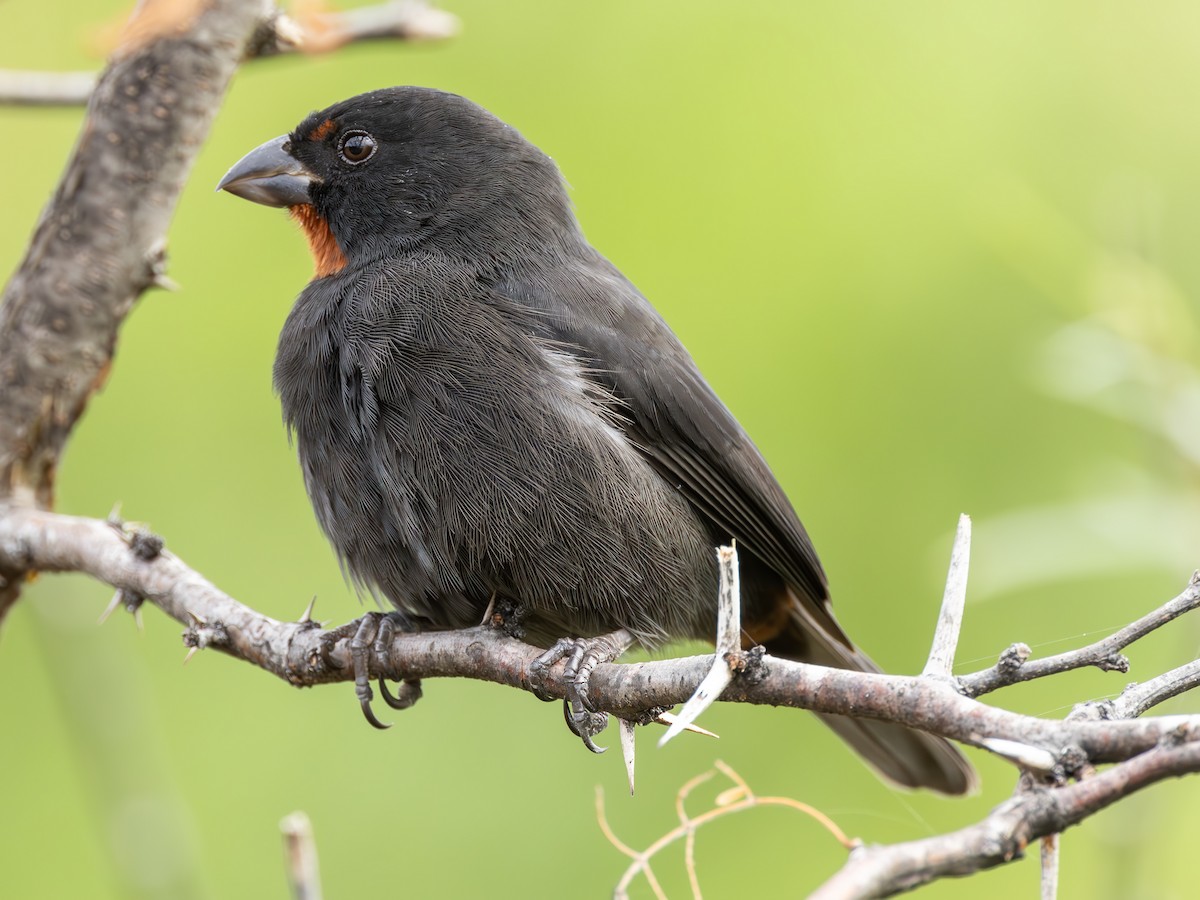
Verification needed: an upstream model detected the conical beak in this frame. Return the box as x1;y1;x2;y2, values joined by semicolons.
217;135;317;208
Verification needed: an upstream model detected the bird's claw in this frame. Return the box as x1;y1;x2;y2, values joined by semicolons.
321;611;423;729
563;698;610;753
528;630;634;753
379;676;423;710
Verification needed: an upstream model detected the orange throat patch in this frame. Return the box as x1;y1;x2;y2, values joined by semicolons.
290;204;348;278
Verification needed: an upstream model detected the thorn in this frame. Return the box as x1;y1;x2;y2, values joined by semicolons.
620;718;636;795
153;273;181;292
107;501;123;525
478;591;497;627
186;608;207;626
979;737;1057;772
99;590;123;624
658;663;733;747
183;646;198;665
299;596;317;624
653;712;719;739
133;606;144;632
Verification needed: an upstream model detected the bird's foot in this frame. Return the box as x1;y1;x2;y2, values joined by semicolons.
320;611;423;730
527;629;635;753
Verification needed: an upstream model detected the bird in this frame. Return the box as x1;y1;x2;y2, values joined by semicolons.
218;86;975;794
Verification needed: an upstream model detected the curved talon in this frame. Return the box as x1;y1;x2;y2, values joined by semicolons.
562;700;608;753
379;677;422;710
359;691;392;730
582;733;606;754
532;631;632;752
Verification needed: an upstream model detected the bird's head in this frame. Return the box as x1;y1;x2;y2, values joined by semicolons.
218;86;578;276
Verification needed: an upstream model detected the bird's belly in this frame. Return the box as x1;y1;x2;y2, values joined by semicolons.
292;381;718;647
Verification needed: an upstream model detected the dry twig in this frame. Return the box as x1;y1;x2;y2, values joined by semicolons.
598;760;857;899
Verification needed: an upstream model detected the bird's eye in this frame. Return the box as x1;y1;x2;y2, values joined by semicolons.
338;131;377;165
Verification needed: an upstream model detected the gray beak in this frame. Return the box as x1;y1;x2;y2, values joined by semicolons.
217;135;317;208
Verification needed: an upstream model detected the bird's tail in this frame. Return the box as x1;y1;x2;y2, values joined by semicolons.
762;597;977;796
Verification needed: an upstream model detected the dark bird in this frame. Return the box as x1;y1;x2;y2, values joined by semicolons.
218;86;975;794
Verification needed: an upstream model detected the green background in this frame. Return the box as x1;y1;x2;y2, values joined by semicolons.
3;2;1199;897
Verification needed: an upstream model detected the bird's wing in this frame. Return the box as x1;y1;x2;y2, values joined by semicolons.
497;254;842;638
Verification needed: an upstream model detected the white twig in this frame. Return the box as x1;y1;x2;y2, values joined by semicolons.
923;513;971;678
0;71;96;106
1041;834;1060;900
280;811;322;900
659;544;740;746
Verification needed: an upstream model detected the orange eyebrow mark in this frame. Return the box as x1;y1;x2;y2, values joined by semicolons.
308;118;337;141
290;204;348;278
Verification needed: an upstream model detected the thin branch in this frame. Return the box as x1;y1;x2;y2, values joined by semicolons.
0;71;98;106
0;2;459;106
602;761;856;899
959;572;1200;697
284;0;459;54
923;513;970;678
659;543;741;745
811;741;1200;899
1077;658;1200;721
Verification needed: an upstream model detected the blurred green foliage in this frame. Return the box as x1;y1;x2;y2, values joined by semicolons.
2;2;1199;898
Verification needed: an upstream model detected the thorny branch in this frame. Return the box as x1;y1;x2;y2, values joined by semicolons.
2;3;1200;899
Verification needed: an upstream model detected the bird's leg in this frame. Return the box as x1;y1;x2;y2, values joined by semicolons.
528;629;635;753
319;610;422;729
349;613;390;730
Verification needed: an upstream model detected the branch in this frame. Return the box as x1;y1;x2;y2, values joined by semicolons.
813;741;1200;898
2;505;1198;768
959;569;1200;697
6;503;1200;895
0;2;459;106
0;70;98;106
0;0;264;498
0;0;267;625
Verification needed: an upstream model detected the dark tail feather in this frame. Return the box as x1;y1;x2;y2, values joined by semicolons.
765;601;977;796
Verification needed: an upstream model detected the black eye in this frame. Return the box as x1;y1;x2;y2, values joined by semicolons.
338;130;377;165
